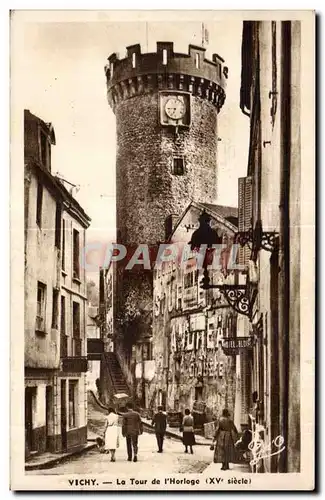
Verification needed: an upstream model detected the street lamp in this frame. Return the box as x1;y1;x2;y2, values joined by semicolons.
189;210;222;250
189;211;258;321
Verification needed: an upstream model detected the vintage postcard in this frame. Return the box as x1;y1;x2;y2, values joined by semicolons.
10;9;315;491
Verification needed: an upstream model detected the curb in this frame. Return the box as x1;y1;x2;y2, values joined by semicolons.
25;442;97;471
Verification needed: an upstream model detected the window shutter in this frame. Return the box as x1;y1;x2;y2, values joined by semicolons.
238;176;253;266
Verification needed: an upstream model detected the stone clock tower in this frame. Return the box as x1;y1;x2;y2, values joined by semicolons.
105;42;228;398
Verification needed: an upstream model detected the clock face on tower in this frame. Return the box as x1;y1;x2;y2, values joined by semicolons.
159;91;191;128
164;97;186;120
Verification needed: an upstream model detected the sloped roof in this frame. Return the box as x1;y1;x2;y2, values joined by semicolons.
169;200;238;242
199;203;238;222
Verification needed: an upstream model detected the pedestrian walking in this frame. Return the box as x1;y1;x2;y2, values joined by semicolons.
180;408;195;454
122;402;143;462
103;407;120;462
212;408;238;470
152;406;167;453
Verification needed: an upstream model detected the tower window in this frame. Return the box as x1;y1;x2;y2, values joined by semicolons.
110;62;114;77
172;157;185;176
162;49;167;65
132;53;136;69
195;53;200;69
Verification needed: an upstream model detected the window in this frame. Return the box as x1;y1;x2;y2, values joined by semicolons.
36;181;43;228
51;289;59;329
162;49;167;65
55;203;62;249
60;296;67;357
73;302;80;338
172;157;184;176
72;302;81;356
195;53;200;69
40;131;47;166
40;130;51;170
68;381;78;428
60;296;66;334
132;52;136;68
73;229;80;279
61;219;66;271
36;282;46;332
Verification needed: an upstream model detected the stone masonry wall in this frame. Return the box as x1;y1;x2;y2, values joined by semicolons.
115;93;218;246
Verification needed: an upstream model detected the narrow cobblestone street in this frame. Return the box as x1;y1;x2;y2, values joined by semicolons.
27;432;212;475
27;431;250;476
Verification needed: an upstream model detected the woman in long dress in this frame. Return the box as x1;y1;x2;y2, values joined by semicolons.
103;407;119;462
181;408;196;454
212;408;238;470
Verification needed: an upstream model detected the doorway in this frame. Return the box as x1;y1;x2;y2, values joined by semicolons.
195;386;203;402
45;386;53;451
60;380;67;452
25;387;36;453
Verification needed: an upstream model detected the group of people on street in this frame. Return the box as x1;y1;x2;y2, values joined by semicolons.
99;402;143;462
99;402;240;471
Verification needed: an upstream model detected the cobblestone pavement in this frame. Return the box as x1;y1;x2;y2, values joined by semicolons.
27;432;215;475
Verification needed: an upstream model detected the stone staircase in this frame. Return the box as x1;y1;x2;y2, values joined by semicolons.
102;351;130;395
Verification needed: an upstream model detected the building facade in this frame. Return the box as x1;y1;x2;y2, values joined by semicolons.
238;21;301;472
24;110;91;458
105;42;228;397
148;201;239;421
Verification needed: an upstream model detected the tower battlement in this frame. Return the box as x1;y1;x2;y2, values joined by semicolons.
105;42;228;112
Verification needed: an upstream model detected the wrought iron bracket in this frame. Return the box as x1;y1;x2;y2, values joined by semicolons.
235;219;279;258
200;270;257;320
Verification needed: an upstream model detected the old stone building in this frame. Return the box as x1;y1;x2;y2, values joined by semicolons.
24;110;91;458
148;201;239;421
238;21;301;472
105;42;228;399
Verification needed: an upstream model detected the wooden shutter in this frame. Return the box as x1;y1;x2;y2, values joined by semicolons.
238;176;253;267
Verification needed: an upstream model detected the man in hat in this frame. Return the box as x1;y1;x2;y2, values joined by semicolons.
152;406;167;453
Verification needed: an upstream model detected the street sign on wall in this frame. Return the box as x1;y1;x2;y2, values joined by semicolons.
221;336;255;355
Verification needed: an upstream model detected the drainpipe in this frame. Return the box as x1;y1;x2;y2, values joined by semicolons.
278;21;291;473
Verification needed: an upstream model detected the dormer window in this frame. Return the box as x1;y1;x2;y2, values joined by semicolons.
39;128;51;171
132;53;136;68
162;49;168;65
195;53;200;69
